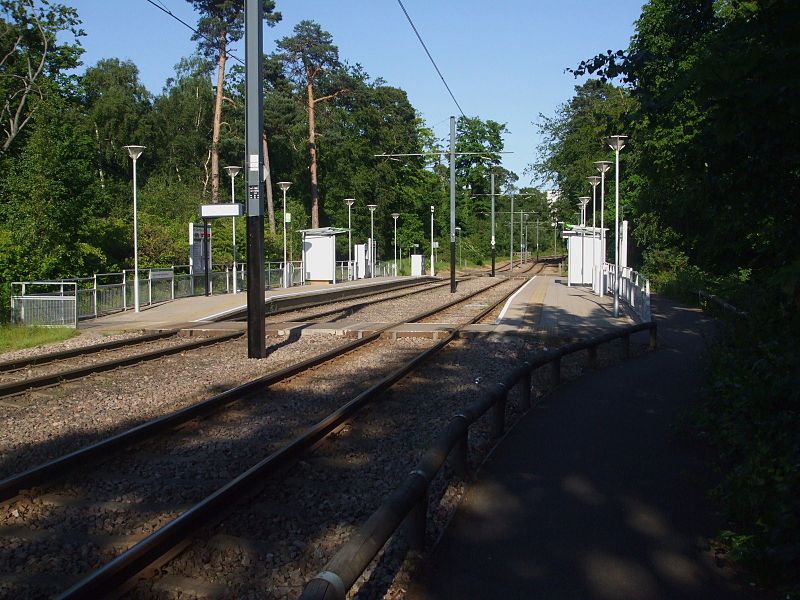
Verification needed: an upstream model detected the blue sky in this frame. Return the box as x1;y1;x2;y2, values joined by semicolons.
66;0;644;187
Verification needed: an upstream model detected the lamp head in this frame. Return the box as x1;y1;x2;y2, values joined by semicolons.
367;204;377;212
224;166;242;178
123;145;145;160
345;198;355;207
430;205;435;213
587;175;601;187
455;226;461;231
594;160;613;174
277;181;291;193
606;135;628;152
579;196;590;207
391;212;400;220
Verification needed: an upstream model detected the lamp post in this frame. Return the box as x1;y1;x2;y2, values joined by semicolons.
535;214;540;261
367;204;377;278
277;181;291;288
430;205;435;277
455;226;462;268
123;145;145;313
587;175;600;293
391;212;399;276
509;195;514;272
224;166;242;293
490;173;496;277
606;135;628;317
594;160;612;297
345;199;355;279
579;196;590;285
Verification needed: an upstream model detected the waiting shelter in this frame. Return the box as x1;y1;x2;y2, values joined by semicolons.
299;227;349;284
563;225;605;286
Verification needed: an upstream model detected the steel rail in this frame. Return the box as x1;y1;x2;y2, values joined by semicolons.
0;331;244;398
53;275;530;599
0;330;178;372
0;278;510;503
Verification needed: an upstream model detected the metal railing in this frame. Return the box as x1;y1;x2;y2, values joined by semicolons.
604;263;652;322
10;282;79;327
300;320;658;600
697;290;748;318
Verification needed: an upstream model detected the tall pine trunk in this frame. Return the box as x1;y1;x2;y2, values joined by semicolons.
307;81;319;228
210;28;227;203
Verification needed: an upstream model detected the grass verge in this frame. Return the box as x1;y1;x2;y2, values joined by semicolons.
0;325;77;353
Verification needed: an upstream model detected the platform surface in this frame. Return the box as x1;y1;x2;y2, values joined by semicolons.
409;297;748;600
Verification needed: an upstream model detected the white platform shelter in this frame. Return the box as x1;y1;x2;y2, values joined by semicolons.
563;226;605;286
300;227;348;284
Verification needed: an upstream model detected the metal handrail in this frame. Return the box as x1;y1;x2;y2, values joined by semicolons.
697;290;748;318
300;320;658;600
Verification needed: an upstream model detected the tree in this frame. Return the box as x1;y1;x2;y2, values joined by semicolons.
275;20;348;228
185;0;280;203
0;0;84;156
81;58;150;214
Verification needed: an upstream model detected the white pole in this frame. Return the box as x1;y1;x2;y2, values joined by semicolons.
591;183;596;292
348;203;352;280
282;187;288;288
430;206;435;277
510;195;514;272
132;156;140;313
370;209;375;278
231;174;237;294
614;148;620;317
393;217;398;276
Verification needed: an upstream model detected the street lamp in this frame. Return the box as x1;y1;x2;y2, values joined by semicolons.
367;204;377;278
594;160;612;298
277;181;291;288
587;175;601;293
345;199;355;280
455;226;462;268
606;135;628;317
224;166;242;293
430;205;435;277
123;145;145;313
579;196;590;284
391;212;400;276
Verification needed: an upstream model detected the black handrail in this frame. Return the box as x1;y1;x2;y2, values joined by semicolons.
300;320;657;600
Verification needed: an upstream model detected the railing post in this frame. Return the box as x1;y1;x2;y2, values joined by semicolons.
123;272;127;311
171;266;175;300
550;356;561;388
520;370;532;409
404;482;427;551
451;427;469;479
93;274;98;318
492;384;507;438
586;345;597;370
148;270;152;306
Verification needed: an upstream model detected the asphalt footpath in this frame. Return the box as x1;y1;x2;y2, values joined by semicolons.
409;296;751;600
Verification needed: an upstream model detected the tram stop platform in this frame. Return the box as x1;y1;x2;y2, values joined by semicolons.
78;276;434;335
79;275;637;342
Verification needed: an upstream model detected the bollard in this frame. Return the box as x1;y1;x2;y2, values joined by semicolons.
586;345;597;369
550;356;561;388
622;333;631;358
404;486;428;551
649;325;658;350
452;430;469;479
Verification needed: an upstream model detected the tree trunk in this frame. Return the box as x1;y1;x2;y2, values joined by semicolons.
307;81;319;228
211;29;227;203
262;130;275;234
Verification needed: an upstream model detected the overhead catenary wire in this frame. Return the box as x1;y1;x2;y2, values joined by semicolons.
142;0;245;66
395;0;466;118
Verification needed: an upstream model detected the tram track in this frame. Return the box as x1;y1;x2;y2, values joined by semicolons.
0;273;538;599
0;279;459;401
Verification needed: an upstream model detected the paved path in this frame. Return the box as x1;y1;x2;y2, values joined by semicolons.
410;297;749;600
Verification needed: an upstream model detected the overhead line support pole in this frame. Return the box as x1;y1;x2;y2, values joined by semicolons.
490;172;496;277
245;0;266;358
